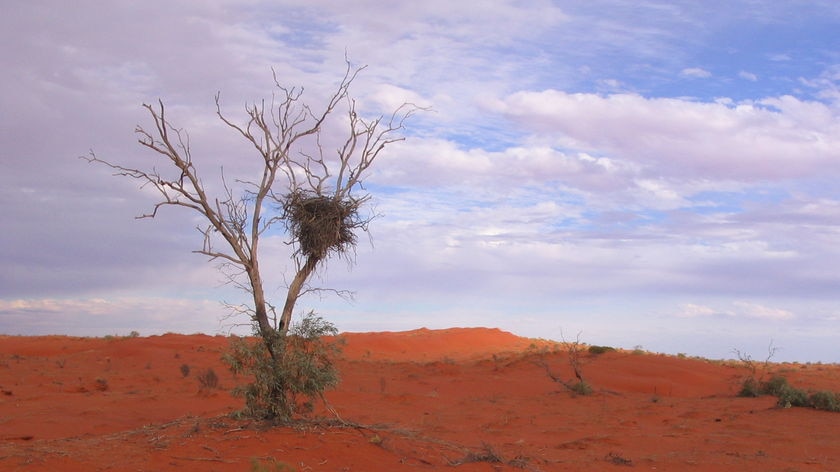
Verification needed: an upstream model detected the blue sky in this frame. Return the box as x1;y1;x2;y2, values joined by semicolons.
2;1;840;361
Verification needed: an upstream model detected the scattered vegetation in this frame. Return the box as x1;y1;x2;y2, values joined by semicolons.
223;312;342;422
451;443;530;468
535;332;594;396
250;457;298;472
94;377;109;392
103;331;140;340
734;341;779;397
588;345;615;355
179;364;191;378
738;374;840;411
807;390;840;412
568;380;594;396
605;451;633;466
735;342;840;412
196;368;220;391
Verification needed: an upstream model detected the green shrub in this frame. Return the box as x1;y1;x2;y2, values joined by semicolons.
775;385;809;408
587;345;615;355
809;391;840;412
737;375;840;412
569;380;593;396
761;376;790;397
738;377;762;398
223;312;342;422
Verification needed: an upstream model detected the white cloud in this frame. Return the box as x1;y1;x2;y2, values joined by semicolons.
733;301;795;320
680;67;712;78
677;301;794;320
3;0;840;361
496;90;840;182
678;303;722;318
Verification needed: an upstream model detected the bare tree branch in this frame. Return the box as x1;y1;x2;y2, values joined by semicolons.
84;60;422;354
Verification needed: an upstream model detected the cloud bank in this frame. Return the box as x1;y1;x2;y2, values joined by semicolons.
2;1;840;361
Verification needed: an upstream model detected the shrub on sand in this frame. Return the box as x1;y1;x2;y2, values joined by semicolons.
223;312;342;422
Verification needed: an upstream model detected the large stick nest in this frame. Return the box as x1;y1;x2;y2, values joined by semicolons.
282;190;364;261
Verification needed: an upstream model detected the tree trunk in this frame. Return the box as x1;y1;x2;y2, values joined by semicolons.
279;255;320;335
248;266;278;355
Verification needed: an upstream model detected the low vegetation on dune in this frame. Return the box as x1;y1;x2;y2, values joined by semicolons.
2;329;840;471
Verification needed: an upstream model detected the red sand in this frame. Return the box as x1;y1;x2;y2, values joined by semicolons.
1;328;839;471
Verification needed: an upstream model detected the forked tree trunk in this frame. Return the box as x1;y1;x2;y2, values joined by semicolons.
247;266;279;355
279;255;321;335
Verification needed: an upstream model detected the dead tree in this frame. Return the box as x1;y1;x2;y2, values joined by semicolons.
84;61;419;355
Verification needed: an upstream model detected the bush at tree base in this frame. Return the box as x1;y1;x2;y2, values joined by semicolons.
223;312;343;422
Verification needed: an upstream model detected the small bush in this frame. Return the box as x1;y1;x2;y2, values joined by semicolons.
777;386;809;408
223;311;342;422
197;368;219;390
761;376;790;397
250;457;297;472
569;380;593;396
180;364;191;378
738;377;763;398
461;443;503;464
738;375;840;412
809;391;840;412
94;377;109;392
739;375;799;399
588;345;615;355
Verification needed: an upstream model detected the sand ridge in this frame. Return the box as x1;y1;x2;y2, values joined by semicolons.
1;328;839;470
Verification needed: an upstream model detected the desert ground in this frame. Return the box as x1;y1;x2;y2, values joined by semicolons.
1;327;839;471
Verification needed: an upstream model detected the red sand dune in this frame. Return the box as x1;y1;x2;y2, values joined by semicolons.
1;327;840;471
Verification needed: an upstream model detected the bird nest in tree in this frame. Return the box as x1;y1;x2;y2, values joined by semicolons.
282;190;362;261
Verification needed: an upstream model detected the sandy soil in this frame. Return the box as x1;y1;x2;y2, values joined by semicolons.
1;327;839;471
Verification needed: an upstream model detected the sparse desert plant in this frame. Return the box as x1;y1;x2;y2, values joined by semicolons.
197;368;219;391
453;443;531;469
734;341;779;397
761;375;791;397
223;312;342;422
94;377;109;392
459;443;503;464
808;391;840;412
535;331;594;396
588;345;615;355
250;457;297;472
777;385;809;408
605;451;633;466
180;363;191;378
735;372;840;412
740;375;808;407
738;377;763;398
569;380;593;396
